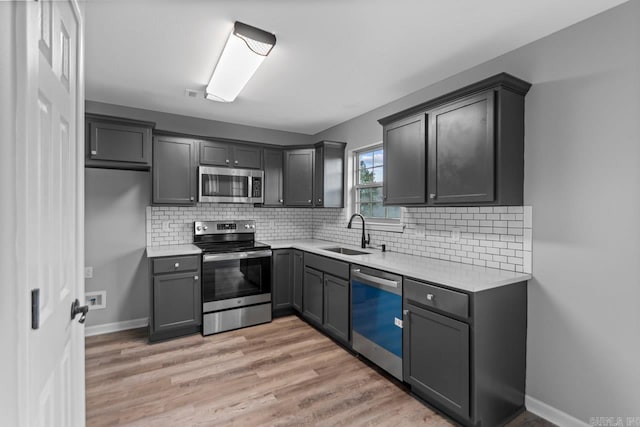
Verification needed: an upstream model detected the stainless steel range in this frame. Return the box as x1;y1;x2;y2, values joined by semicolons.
194;220;272;335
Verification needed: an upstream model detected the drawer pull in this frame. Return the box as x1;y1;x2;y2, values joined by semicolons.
426;293;435;301
174;263;180;269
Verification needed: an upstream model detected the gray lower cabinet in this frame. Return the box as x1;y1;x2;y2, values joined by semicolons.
404;303;470;419
152;136;197;205
403;277;527;427
283;148;314;206
85;114;154;170
323;274;349;343
302;266;324;325
292;250;304;312
263;148;284;206
272;249;293;315
150;255;202;342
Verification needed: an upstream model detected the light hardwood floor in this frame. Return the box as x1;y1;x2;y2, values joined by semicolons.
86;315;554;427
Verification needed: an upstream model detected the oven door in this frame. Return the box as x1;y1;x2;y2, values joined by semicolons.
202;250;272;312
199;166;264;203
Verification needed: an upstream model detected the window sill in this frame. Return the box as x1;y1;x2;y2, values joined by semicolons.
348;221;405;233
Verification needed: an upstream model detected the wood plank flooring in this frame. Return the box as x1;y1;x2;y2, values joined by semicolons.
86;316;555;427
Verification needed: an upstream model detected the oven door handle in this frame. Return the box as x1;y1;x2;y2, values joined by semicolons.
203;249;272;262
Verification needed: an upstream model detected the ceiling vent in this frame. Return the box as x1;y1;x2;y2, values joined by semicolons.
184;89;202;98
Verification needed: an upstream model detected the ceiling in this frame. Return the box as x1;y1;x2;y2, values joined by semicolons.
84;0;626;135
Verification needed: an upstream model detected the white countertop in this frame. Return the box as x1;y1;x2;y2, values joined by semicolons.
146;244;202;258
265;239;531;293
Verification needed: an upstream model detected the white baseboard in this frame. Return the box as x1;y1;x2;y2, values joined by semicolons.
84;317;148;337
526;395;589;427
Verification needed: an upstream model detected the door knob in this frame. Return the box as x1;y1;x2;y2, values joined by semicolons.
426;293;435;301
174;262;180;268
429;193;436;199
70;299;89;324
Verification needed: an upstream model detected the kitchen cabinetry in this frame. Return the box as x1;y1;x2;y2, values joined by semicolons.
200;140;262;169
382;115;426;205
272;249;293;316
85;114;154;170
292;250;304;312
313;141;346;208
149;255;202;342
403;277;527;426
283;148;315;206
379;73;531;206
263;148;284;206
303;253;350;344
152;135;198;205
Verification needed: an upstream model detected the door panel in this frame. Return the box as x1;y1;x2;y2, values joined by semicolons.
153;136;196;204
200;140;231;166
303;267;323;325
292;250;304;312
14;1;85;425
263;149;284;206
233;144;262;169
284;149;314;206
323;274;349;343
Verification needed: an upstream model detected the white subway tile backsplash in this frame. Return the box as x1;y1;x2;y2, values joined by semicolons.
147;204;532;275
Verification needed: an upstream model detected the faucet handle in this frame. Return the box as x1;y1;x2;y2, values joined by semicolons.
366;233;371;244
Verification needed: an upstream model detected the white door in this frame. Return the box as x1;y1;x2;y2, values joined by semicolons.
12;0;85;425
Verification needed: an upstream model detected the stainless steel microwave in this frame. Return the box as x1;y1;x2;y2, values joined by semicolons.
198;166;264;203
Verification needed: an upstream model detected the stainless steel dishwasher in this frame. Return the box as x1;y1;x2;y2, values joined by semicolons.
350;265;403;380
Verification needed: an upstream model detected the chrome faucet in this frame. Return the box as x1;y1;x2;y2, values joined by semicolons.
347;213;370;249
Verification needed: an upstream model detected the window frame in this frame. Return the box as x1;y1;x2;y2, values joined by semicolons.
353;144;402;226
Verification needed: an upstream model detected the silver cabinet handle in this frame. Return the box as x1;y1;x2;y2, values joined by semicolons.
307;199;312;203
194;275;199;281
318;198;322;203
426;293;435;301
279;199;283;203
190;196;194;201
225;159;230;164
429;193;436;199
174;263;180;268
403;309;409;315
234;160;239;164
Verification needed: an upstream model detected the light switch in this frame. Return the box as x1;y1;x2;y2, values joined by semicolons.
84;267;93;279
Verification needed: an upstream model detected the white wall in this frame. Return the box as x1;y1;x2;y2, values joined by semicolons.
0;4;18;426
314;1;640;422
84;169;151;328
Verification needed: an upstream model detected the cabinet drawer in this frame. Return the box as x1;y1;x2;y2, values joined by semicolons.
404;278;468;318
153;255;200;274
304;253;349;280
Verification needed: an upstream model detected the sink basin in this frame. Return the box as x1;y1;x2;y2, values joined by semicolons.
322;247;370;256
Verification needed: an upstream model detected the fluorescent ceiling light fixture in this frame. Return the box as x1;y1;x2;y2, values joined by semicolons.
206;22;276;103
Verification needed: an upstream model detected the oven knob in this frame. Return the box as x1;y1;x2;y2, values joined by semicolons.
196;226;201;231
244;224;250;229
203;225;208;231
250;224;255;229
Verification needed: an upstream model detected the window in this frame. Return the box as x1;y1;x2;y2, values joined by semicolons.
354;145;401;221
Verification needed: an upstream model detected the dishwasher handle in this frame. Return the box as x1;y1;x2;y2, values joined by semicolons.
351;268;399;290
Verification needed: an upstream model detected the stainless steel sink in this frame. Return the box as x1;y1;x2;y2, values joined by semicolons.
322;247;370;256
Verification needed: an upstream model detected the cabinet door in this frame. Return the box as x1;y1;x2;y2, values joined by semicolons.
153;272;201;332
323;274;349;343
318;142;345;208
200;140;232;166
263;149;284;206
403;303;469;419
233;144;262;169
314;145;324;206
292;250;304;312
272;249;292;311
284;149;314;206
383;115;426;205
303;267;323;325
428;91;495;204
87;119;151;166
153;136;196;205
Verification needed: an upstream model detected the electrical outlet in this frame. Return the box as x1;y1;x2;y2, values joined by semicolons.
85;291;106;310
451;228;461;242
84;267;93;279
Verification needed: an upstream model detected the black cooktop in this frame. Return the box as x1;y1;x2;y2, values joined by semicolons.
194;240;271;254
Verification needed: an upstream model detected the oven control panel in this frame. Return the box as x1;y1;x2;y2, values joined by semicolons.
194;220;256;235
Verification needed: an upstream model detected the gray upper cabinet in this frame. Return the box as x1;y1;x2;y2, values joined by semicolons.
200;140;262;169
428;91;495;204
152;135;197;205
263;148;284;206
379;73;531;206
283;148;314;206
314;141;346;208
85;114;154;170
382;115;426;205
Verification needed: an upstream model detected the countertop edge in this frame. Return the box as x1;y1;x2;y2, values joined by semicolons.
146;244;202;258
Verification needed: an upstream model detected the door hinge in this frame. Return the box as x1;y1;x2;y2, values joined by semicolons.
31;288;40;329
